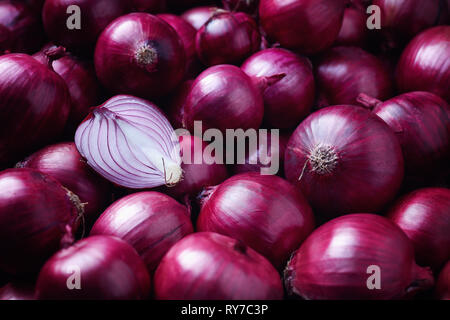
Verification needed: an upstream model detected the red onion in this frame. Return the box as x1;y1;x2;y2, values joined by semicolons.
335;1;367;47
0;282;35;300
259;0;346;54
75;95;182;189
35;235;150;300
284;105;404;220
315;47;393;107
33;45;101;130
387;188;450;270
158;13;201;77
43;0;131;53
0;1;43;53
91;192;193;273
183;64;264;133
396;26;450;102
165;80;194;129
436;261;450;300
285;214;434;300
373;0;448;47
197;173;315;269
196;11;260;66
357;92;450;177
162;135;228;200
232;131;290;176
154;232;284;299
181;6;218;30
0;168;82;275
133;0;166;12
95;13;186;99
222;0;259;15
241;48;315;129
17;142;111;223
0;54;71;167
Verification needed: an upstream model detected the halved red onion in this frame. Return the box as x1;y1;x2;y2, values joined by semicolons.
387;188;450;270
74;95;182;189
154;232;284;300
285;214;434;300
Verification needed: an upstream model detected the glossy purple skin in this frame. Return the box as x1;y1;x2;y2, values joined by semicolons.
316;47;393;107
95;13;186;99
374;0;448;43
184;64;264;133
373;92;450;175
43;0;131;52
33;46;101;129
163;136;228;199
196;11;260;66
154;232;284;300
0;1;44;53
284;106;404;219
35;235;150;300
436;261;450;300
19;142;111;223
0;283;35;300
91;192;193;273
396;26;450;102
285;214;434;300
0;169;79;275
388;188;450;270
334;4;367;47
241;48;315;128
0;54;70;167
197;173;315;269
259;0;346;54
181;6;218;30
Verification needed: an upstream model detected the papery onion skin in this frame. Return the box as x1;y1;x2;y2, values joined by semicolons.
241;48;314;129
197;173;315;269
133;0;166;13
42;0;131;53
0;169;80;275
387;188;450;270
154;232;284;300
358;92;450;176
436;261;450;300
315;47;393;107
165;80;194;129
162;135;228;200
334;1;367;47
91;192;193;273
33;45;101;130
285;214;434;300
396;26;450;102
75;95;182;190
0;282;35;300
35;235;150;300
18;142;111;224
259;0;346;54
95;13;186;99
0;54;71;167
196;11;260;66
181;6;218;30
284;105;404;220
0;1;44;53
184;64;264;133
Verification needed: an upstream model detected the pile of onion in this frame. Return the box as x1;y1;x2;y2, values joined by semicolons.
35;235;150;300
315;46;393;107
95;13;186;99
154;232;283;299
0;169;82;275
91;191;193;273
285;214;434;300
284;105;404;220
387;188;450;270
197;172;315;269
0;53;71;167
